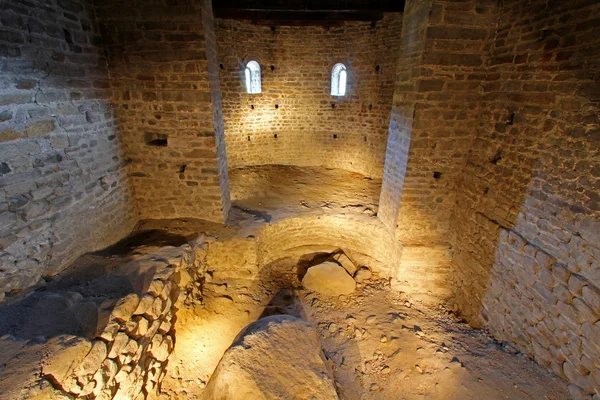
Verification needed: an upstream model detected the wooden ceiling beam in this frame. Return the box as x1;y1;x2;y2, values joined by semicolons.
214;9;387;22
212;0;405;23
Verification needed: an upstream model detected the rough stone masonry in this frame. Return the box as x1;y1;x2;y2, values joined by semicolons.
0;0;599;398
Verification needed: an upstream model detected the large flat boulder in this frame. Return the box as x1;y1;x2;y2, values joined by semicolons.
302;262;355;296
203;315;338;400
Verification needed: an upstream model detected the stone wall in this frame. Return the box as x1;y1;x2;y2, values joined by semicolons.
96;0;230;222
39;244;203;399
447;0;600;398
379;0;497;306
378;0;431;230
216;15;402;178
379;0;497;244
0;0;137;297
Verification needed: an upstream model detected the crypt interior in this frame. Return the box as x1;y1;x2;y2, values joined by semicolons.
0;0;599;398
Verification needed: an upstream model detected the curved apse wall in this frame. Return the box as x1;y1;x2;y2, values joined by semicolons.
215;15;402;178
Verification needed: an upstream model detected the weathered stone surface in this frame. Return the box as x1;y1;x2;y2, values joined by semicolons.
78;340;107;377
302;261;356;296
0;0;137;297
579;217;600;247
332;252;357;276
355;267;373;283
111;294;140;322
204;315;337;400
108;332;129;359
42;336;92;386
134;294;154;316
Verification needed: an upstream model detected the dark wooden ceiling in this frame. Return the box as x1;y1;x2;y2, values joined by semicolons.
213;0;405;25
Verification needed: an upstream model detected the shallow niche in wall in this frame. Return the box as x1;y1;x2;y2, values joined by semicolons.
144;132;168;147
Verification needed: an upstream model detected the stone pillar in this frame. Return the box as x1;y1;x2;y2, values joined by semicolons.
201;0;231;221
378;0;433;232
379;0;496;246
97;0;231;223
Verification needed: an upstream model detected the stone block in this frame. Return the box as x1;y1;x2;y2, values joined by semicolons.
42;336;92;386
78;340;107;378
108;333;129;359
0;110;12;122
569;274;589;296
582;285;600;315
332;252;357;276
111;293;140;322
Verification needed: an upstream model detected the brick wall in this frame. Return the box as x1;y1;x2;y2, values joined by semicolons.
447;0;600;397
380;0;497;244
216;15;402;178
379;0;497;306
96;0;230;222
0;0;137;297
378;0;431;231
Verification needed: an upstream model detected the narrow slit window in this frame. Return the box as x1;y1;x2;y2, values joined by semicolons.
331;63;347;96
245;60;261;94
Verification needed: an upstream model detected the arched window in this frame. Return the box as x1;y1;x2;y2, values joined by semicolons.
245;60;261;94
331;63;347;96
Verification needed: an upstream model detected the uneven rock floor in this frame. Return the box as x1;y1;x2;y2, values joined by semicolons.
162;255;570;400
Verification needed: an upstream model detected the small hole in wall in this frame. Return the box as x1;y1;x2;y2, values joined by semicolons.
363;136;367;142
147;139;167;146
433;171;442;179
247;135;251;141
368;104;373;110
179;165;187;173
63;29;73;44
270;65;275;71
507;113;515;125
145;132;168;147
370;21;376;28
333;134;338;139
375;65;380;72
491;150;503;165
251;105;254;110
331;103;335;109
483;187;489;194
274;134;278;138
219;63;224;69
275;104;279;109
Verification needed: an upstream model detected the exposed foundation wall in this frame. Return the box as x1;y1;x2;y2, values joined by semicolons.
448;0;600;397
257;214;403;280
37;245;201;400
96;0;230;222
0;0;137;297
216;15;402;178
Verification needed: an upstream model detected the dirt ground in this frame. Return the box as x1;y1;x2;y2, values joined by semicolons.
161;255;570;400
